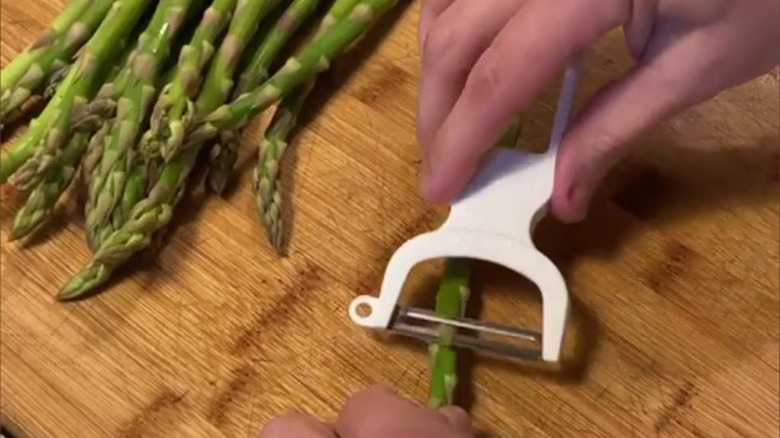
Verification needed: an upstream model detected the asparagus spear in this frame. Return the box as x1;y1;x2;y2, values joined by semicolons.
427;118;521;408
428;259;471;408
97;0;280;247
0;0;117;127
193;0;283;116
253;78;314;250
186;0;399;146
207;0;322;194
8;132;90;240
252;0;359;251
141;0;239;162
0;0;152;185
58;0;402;300
0;0;91;90
84;0;200;251
156;0;283;163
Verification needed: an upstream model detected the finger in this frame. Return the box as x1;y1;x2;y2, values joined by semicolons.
258;413;337;438
419;0;456;54
335;385;474;438
551;22;717;222
421;0;631;203
439;406;474;433
623;0;658;60
417;0;525;152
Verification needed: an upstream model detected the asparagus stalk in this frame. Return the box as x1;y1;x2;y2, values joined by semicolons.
141;0;239;162
156;0;283;163
207;0;322;194
84;0;200;251
0;0;91;90
95;0;280;248
428;259;471;408
0;0;117;127
427;117;522;408
185;0;399;147
58;0;402;300
253;78;314;250
193;0;283;116
252;0;359;251
0;0;152;185
8;132;90;240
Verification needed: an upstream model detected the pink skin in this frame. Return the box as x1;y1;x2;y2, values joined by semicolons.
257;385;475;438
417;0;779;223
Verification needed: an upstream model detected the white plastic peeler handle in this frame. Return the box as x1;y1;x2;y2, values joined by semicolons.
349;59;584;363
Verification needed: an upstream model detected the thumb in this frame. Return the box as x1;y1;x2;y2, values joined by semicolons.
438;406;474;434
552;35;713;222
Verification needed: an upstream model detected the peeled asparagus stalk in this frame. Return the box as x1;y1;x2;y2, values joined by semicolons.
428;259;471;408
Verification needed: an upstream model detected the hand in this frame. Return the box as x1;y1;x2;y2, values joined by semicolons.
417;0;779;222
258;385;474;437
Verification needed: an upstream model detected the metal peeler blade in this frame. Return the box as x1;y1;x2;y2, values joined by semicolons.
349;59;584;364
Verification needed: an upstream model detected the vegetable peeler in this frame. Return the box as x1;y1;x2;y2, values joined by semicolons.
348;59;584;364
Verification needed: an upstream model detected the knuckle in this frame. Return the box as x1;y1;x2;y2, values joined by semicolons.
588;127;625;162
423;22;455;60
464;47;507;102
424;23;472;74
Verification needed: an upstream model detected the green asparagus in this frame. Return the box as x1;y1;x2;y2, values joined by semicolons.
8;132;89;240
84;0;200;251
427;117;521;408
141;0;239;162
428;259;471;408
253;78;314;250
186;0;399;146
0;0;117;127
252;0;358;251
207;0;322;194
58;0;402;300
0;0;152;185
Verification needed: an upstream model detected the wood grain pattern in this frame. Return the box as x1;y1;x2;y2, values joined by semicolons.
1;1;778;437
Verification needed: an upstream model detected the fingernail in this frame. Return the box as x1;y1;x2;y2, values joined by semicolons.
567;184;589;222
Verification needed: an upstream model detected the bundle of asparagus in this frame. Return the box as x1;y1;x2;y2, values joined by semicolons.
0;0;401;299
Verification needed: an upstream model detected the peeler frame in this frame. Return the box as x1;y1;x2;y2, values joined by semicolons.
349;59;584;364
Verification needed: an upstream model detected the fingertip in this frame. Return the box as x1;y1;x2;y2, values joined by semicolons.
438;406;473;433
550;182;589;223
419;156;475;206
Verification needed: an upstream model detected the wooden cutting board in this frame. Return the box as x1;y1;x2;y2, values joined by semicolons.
1;1;778;437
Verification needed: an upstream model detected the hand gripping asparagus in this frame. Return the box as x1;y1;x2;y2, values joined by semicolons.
84;0;200;251
0;0;152;185
59;0;402;300
253;0;359;252
0;0;117;128
141;0;239;162
207;0;322;194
